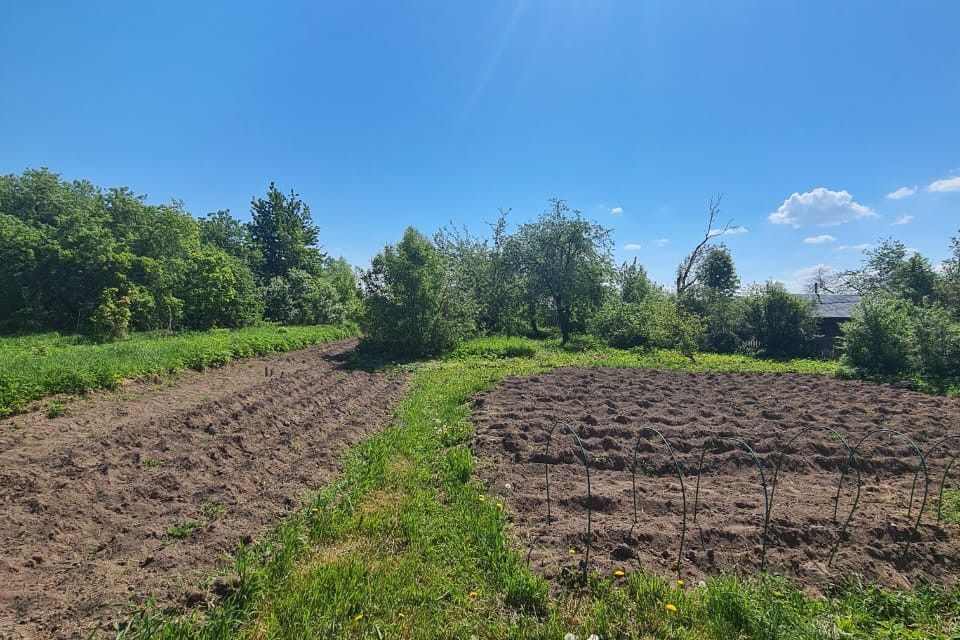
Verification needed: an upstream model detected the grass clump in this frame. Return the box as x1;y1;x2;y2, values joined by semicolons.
112;338;956;639
165;520;201;540
0;324;358;416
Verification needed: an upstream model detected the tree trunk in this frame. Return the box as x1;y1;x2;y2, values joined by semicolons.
556;298;570;344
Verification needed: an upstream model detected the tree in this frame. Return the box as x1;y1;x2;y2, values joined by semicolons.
200;209;261;266
618;258;654;303
360;227;474;357
941;230;960;317
249;182;321;281
512;199;613;344
697;245;739;296
675;196;737;301
181;249;262;329
744;282;817;358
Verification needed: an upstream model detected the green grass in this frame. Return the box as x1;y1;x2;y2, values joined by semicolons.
166;519;202;540
110;337;956;639
0;324;359;416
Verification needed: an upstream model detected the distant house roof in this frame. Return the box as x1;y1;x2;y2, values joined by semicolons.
795;293;862;319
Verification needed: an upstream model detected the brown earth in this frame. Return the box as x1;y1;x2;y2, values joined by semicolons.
0;339;408;639
472;367;960;592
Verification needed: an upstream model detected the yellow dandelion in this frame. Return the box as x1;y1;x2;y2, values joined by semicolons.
398;612;406;619
477;495;485;503
353;613;363;622
469;590;479;598
496;502;504;510
569;548;576;555
676;579;684;587
613;570;625;577
665;603;678;614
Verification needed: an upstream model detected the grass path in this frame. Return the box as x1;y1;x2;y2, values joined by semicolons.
117;338;958;639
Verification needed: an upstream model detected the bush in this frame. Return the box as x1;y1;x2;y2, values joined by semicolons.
360;227;474;358
589;296;675;349
912;304;960;380
181;249;263;329
841;295;914;376
744;283;817;358
263;268;348;326
88;288;131;342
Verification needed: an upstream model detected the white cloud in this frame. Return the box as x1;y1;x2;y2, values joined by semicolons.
708;225;748;238
885;186;916;200
891;214;914;225
768;188;878;227
623;243;642;250
656;238;670;247
837;243;873;252
803;234;836;244
610;206;623;216
928;176;960;192
779;263;837;293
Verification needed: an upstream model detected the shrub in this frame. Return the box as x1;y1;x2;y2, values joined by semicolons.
181;249;263;329
360;227;474;357
88;288;132;342
589;296;676;349
841;295;914;375
744;283;817;358
910;304;960;380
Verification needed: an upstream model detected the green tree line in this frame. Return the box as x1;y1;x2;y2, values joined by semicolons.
0;169;359;340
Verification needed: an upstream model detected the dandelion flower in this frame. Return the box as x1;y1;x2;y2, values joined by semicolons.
569;548;576;555
496;502;504;510
675;579;684;587
665;603;678;614
477;495;485;503
613;570;625;577
468;590;479;598
697;580;706;588
353;613;363;622
398;612;405;619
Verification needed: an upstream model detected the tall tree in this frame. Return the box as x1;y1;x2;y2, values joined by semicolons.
512;199;613;344
249;182;321;281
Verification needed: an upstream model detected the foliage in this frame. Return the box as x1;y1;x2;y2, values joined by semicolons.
248;182;322;281
697;245;740;297
0;325;358;416
744;282;818;358
843;294;960;381
88;288;132;342
111;339;958;640
181;249;262;329
510;198;613;344
263;267;349;326
361;227;475;357
0;169;357;339
840;238;942;305
589;295;675;350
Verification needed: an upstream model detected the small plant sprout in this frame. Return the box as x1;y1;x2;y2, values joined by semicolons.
665;603;678;614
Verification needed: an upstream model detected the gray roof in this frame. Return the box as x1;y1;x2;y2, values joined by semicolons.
795;293;862;319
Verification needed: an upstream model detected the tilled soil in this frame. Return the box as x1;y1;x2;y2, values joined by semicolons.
472;367;960;591
0;339;408;639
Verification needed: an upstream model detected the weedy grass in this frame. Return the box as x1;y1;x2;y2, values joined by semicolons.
0;324;358;416
113;338;957;639
166;520;202;541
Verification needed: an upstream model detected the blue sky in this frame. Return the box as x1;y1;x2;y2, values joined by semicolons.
2;1;958;290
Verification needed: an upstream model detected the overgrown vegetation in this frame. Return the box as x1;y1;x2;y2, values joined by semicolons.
0;170;359;338
0;324;357;415
837;238;960;390
112;338;955;639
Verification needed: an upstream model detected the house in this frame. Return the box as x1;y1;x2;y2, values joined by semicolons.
795;287;862;340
